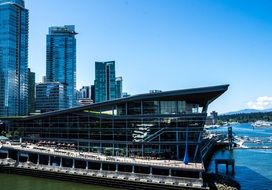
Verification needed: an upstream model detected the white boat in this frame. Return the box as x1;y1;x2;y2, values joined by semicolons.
252;121;272;128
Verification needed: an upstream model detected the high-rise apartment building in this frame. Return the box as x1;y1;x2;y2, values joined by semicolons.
79;86;91;99
115;76;123;99
94;61;116;103
91;85;95;103
0;0;29;116
46;25;77;108
28;68;35;114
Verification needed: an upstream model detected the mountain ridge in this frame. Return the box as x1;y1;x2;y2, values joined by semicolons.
223;108;272;115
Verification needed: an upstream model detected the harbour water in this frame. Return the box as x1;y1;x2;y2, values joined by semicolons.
208;123;272;190
0;173;120;190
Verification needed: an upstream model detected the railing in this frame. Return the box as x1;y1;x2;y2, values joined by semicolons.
143;127;167;142
0;158;204;188
0;143;204;171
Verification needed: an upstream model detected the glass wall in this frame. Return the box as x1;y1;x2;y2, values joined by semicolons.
9;96;208;161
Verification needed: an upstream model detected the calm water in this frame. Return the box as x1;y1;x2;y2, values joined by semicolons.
208;123;272;190
0;173;119;190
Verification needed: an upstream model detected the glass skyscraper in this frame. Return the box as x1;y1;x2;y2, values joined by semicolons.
36;82;67;113
0;0;29;116
46;25;77;108
94;61;116;103
115;76;123;99
28;68;35;114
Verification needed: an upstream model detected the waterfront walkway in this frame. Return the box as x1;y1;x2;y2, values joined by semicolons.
0;142;204;172
0;158;205;189
0;142;207;189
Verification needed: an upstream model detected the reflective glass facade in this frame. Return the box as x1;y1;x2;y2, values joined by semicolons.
95;61;116;103
10;85;228;162
36;82;67;113
0;0;29;116
116;76;123;99
46;25;77;109
28;68;35;113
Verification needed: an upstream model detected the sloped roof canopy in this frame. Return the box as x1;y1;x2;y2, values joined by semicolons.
21;84;229;120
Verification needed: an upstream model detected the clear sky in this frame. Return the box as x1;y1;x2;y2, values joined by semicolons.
25;0;272;114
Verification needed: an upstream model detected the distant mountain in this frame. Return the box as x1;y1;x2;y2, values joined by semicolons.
223;108;272;115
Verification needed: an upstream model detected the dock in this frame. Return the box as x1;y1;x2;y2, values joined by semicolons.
0;142;207;190
215;159;235;175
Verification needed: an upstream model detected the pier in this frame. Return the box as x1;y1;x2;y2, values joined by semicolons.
215;159;235;175
0;142;207;190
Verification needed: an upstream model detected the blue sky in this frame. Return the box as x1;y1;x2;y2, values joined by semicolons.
25;0;272;114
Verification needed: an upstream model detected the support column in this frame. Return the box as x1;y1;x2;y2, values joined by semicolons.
226;164;229;174
176;131;179;159
176;145;179;160
100;162;103;171
37;154;40;165
126;144;128;157
132;165;135;174
6;151;9;159
169;169;172;177
232;164;235;175
17;151;20;162
141;144;144;156
199;172;202;179
115;164;118;172
72;159;75;169
48;156;51;166
60;157;62;167
149;167;153;175
86;161;88;170
215;163;218;173
158;135;161;154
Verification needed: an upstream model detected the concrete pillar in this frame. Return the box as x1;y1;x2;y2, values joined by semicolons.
132;165;135;174
232;164;235;175
158;135;161;154
215;163;218;173
115;164;118;172
6;151;9;159
48;156;51;166
17;151;20;162
86;161;88;171
176;131;179;159
169;169;172;177
226;164;229;174
149;167;153;175
37;154;40;165
100;162;103;171
199;172;202;179
72;159;75;169
60;157;62;167
112;144;115;156
126;144;128;157
142;144;144;156
27;155;29;162
176;145;179;159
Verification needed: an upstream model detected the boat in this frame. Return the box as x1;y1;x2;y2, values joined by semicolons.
252;121;272;128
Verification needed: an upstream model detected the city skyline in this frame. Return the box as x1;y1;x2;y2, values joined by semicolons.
25;0;272;114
